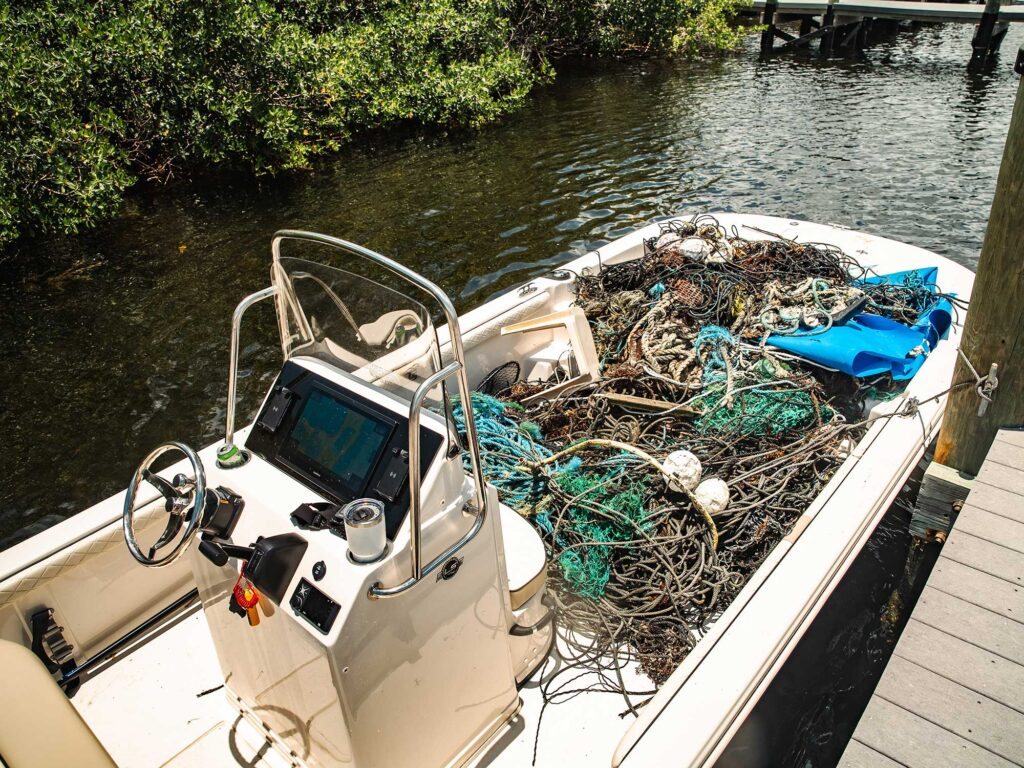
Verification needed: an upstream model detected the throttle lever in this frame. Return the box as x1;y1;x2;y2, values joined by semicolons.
198;537;255;567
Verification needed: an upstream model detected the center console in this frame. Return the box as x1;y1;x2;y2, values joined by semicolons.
189;356;521;768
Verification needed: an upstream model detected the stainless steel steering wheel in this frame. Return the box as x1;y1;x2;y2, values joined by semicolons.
122;441;206;567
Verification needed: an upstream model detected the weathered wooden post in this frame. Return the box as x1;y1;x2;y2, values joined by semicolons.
970;0;1005;66
856;17;871;51
820;0;838;54
761;0;779;53
913;48;1023;539
934;48;1024;475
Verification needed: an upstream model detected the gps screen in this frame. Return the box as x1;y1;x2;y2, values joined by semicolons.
283;388;393;496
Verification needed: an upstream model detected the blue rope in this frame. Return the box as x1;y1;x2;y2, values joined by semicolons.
694;325;735;384
451;393;558;513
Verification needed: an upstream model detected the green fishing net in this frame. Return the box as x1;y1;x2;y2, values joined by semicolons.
551;467;652;599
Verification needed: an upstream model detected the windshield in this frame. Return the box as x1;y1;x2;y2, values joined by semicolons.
272;247;441;405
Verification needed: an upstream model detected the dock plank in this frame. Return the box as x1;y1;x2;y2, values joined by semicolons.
986;438;1024;471
839;0;984;20
927;558;1024;621
912;586;1024;664
749;0;827;9
976;460;1024;498
954;505;1024;554
748;0;1024;22
848;696;1016;768
873;656;1024;763
966;482;1024;524
997;429;1024;450
840;433;1024;767
837;739;904;768
893;619;1024;713
941;529;1024;586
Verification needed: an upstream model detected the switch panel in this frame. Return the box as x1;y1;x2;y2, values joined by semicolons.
290;578;340;634
374;452;408;502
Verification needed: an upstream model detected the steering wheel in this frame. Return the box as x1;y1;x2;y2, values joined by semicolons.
122;442;207;567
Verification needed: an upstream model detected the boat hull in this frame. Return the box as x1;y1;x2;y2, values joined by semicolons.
0;214;975;768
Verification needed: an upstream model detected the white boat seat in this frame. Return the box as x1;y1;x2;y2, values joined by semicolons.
0;640;116;767
498;503;547;610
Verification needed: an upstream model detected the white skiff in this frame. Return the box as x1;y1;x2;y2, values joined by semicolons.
0;214;974;768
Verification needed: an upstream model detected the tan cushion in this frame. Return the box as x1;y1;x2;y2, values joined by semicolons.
0;640;115;768
498;504;547;610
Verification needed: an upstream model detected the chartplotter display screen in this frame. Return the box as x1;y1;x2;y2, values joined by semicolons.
246;361;447;539
281;387;394;498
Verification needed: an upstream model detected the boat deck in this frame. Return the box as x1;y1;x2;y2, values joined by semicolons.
839;429;1024;767
69;609;289;768
69;603;650;767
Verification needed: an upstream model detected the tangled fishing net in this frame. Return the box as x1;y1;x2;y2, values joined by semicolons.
452;215;958;714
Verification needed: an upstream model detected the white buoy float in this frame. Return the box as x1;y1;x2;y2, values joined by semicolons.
663;449;702;492
654;231;681;251
680;237;711;260
694;478;730;516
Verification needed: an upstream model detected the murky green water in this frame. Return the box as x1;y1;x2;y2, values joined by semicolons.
1;22;1020;765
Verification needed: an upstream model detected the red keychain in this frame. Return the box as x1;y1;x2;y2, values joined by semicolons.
233;573;261;627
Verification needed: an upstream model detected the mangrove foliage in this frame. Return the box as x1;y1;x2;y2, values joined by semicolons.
0;0;749;247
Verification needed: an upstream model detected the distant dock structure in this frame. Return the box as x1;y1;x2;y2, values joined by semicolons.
750;0;1024;64
839;429;1024;767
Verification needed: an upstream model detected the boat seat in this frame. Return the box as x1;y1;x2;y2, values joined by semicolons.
498;503;547;610
0;640;116;768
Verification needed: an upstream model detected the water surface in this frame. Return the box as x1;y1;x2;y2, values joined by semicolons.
2;22;1020;766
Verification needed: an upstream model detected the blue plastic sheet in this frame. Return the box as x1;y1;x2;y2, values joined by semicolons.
766;267;953;380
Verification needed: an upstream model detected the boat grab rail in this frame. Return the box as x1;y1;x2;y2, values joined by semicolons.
223;286;279;450
370;360;485;598
268;230;488;597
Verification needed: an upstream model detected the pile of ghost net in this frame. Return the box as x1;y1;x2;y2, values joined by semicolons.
454;215;944;711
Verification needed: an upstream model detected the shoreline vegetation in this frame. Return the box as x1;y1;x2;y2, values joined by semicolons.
0;0;749;248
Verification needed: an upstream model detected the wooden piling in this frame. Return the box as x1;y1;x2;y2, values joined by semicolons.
971;0;1003;64
761;0;779;52
934;61;1024;475
820;0;838;52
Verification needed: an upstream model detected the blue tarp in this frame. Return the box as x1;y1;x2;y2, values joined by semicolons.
766;267;953;380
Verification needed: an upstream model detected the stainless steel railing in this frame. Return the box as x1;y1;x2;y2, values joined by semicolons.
269;231;489;598
221;285;278;461
368;361;486;599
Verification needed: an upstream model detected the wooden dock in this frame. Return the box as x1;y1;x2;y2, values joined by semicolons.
839;428;1024;767
750;0;1021;63
750;0;1024;23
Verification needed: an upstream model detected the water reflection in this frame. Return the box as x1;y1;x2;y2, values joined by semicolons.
0;24;1019;542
